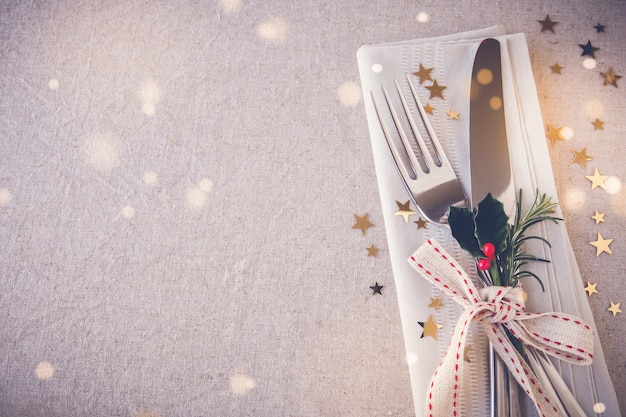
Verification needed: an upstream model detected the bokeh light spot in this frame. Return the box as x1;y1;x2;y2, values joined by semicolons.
562;187;586;212
489;96;502;110
139;80;161;116
337;81;362;107
143;170;158;186
186;186;208;210
229;372;256;395
257;17;288;42
560;126;574;140
416;12;429;23
605;176;622;195
582;58;597;69
35;361;55;380
0;188;12;205
199;178;214;192
83;133;121;172
593;402;606;413
476;68;493;85
220;0;242;13
121;205;136;219
584;100;604;119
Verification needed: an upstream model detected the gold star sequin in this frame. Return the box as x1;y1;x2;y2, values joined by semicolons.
608;302;622;316
447;109;460;120
428;297;443;311
545;124;566;146
570;147;593;168
538;14;558;33
584;282;598;296
415;217;428;229
589;232;613;256
585;168;609;190
550;63;563;74
352;213;374;234
423;103;435;115
591;211;606;224
394;200;416;223
425;79;447;99
463;345;472;362
366;244;379;257
600;67;622;88
412;63;433;85
418;315;443;340
591;118;605;130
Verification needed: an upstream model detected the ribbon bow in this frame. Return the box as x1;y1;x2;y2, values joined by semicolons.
408;239;594;417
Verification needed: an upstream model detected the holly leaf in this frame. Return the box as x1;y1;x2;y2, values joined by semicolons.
474;193;509;252
448;205;482;257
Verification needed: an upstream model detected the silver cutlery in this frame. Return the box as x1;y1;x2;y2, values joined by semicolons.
369;74;466;225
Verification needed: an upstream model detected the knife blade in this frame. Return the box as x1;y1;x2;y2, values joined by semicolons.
469;38;519;417
469;38;515;213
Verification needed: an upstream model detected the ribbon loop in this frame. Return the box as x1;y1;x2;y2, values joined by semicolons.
408;239;595;417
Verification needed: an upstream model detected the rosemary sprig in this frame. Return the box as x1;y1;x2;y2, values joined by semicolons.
506;189;562;289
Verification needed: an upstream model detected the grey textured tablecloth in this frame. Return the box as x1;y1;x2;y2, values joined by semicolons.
0;1;624;416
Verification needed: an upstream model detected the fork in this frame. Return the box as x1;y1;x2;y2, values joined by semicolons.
369;74;466;224
370;75;521;416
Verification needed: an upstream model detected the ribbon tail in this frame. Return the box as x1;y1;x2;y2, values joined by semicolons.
425;308;474;417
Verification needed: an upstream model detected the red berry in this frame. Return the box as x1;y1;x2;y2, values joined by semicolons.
477;258;491;271
483;242;496;260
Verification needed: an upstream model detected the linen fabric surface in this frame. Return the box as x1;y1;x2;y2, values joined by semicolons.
357;27;620;416
0;1;624;416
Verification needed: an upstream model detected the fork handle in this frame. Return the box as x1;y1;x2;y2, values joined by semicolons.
490;343;521;417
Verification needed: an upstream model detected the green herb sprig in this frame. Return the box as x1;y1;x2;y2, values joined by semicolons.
448;189;562;289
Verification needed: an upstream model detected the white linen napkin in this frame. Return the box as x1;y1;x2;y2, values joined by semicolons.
357;26;620;417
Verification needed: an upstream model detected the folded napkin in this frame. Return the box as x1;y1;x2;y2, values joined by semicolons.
357;26;620;417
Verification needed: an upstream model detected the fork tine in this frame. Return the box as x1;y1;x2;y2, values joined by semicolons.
370;90;416;182
381;85;425;177
394;79;437;172
405;74;444;167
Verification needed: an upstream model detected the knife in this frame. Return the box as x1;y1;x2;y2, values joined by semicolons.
469;38;519;417
469;38;515;212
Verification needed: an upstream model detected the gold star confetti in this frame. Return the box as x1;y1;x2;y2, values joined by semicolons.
591;211;606;224
447;109;460;120
352;213;374;234
584;282;598;296
591;118;605;130
425;79;447;100
428;297;443;311
415;217;428;229
589;232;613;256
585;168;609;190
538;14;558;33
570;147;593;168
366;244;379;257
600;67;622;88
463;345;472;362
550;63;563;74
394;200;416;223
423;103;435;115
412;63;433;85
545;124;566;146
608;302;622;316
418;315;443;340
